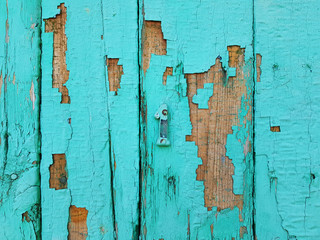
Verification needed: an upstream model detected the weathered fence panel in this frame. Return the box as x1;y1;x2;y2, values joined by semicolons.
254;0;320;239
139;0;254;239
41;1;139;239
0;0;41;239
1;0;320;239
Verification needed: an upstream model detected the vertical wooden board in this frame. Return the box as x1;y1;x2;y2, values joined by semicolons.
0;0;41;239
41;1;115;239
140;0;254;239
254;1;320;239
101;1;140;239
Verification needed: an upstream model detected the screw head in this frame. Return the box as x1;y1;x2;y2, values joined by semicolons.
10;173;18;180
162;109;168;116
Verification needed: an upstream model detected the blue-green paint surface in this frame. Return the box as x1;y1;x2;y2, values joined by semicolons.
0;0;41;239
140;0;253;239
1;1;320;239
192;83;214;109
41;0;139;239
254;1;320;239
41;1;114;239
102;1;140;238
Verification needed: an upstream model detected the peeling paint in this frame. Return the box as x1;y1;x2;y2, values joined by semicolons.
162;67;173;85
192;83;214;109
49;154;67;190
106;57;123;94
142;21;167;74
256;54;262;82
44;3;70;104
185;46;252;211
68;205;88;240
29;81;35;110
270;126;280;132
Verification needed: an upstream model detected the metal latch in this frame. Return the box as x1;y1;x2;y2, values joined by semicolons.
154;104;170;146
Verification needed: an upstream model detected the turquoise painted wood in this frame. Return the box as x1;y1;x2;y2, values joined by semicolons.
1;1;320;240
139;1;254;239
0;0;41;239
254;1;320;239
41;1;139;239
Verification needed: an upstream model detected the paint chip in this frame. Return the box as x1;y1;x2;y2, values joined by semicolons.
142;21;167;74
162;67;173;85
270;126;280;132
22;211;31;222
240;226;248;238
30;82;36;110
185;46;251;211
256;54;262;82
192;83;214;109
44;3;70;104
49;154;67;190
106;57;123;94
68;205;88;240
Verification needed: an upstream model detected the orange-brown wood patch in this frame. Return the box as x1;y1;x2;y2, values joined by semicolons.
22;211;31;222
240;226;248;238
162;67;173;85
49;154;67;190
270;126;280;132
44;3;70;104
185;46;252;211
106;57;123;94
68;205;88;240
142;21;167;74
256;54;262;82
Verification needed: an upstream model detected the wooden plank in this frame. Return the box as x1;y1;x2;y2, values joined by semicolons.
140;0;254;239
41;0;140;239
101;0;140;238
41;1;113;239
254;0;320;239
0;0;41;239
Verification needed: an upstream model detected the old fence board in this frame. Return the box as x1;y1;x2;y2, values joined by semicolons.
139;0;254;239
41;0;140;239
254;0;320;239
0;0;41;239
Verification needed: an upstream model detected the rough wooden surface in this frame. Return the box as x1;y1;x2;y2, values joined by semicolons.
1;1;320;239
0;0;41;239
185;46;251;212
140;1;254;239
254;0;320;239
41;1;139;239
44;3;70;104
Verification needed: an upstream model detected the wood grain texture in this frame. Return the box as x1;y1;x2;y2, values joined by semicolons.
142;21;167;74
101;0;140;238
68;205;88;240
41;0;140;239
106;58;123;94
2;1;320;239
41;1;114;239
140;0;254;239
0;0;41;239
49;154;68;190
44;3;70;104
185;46;251;212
